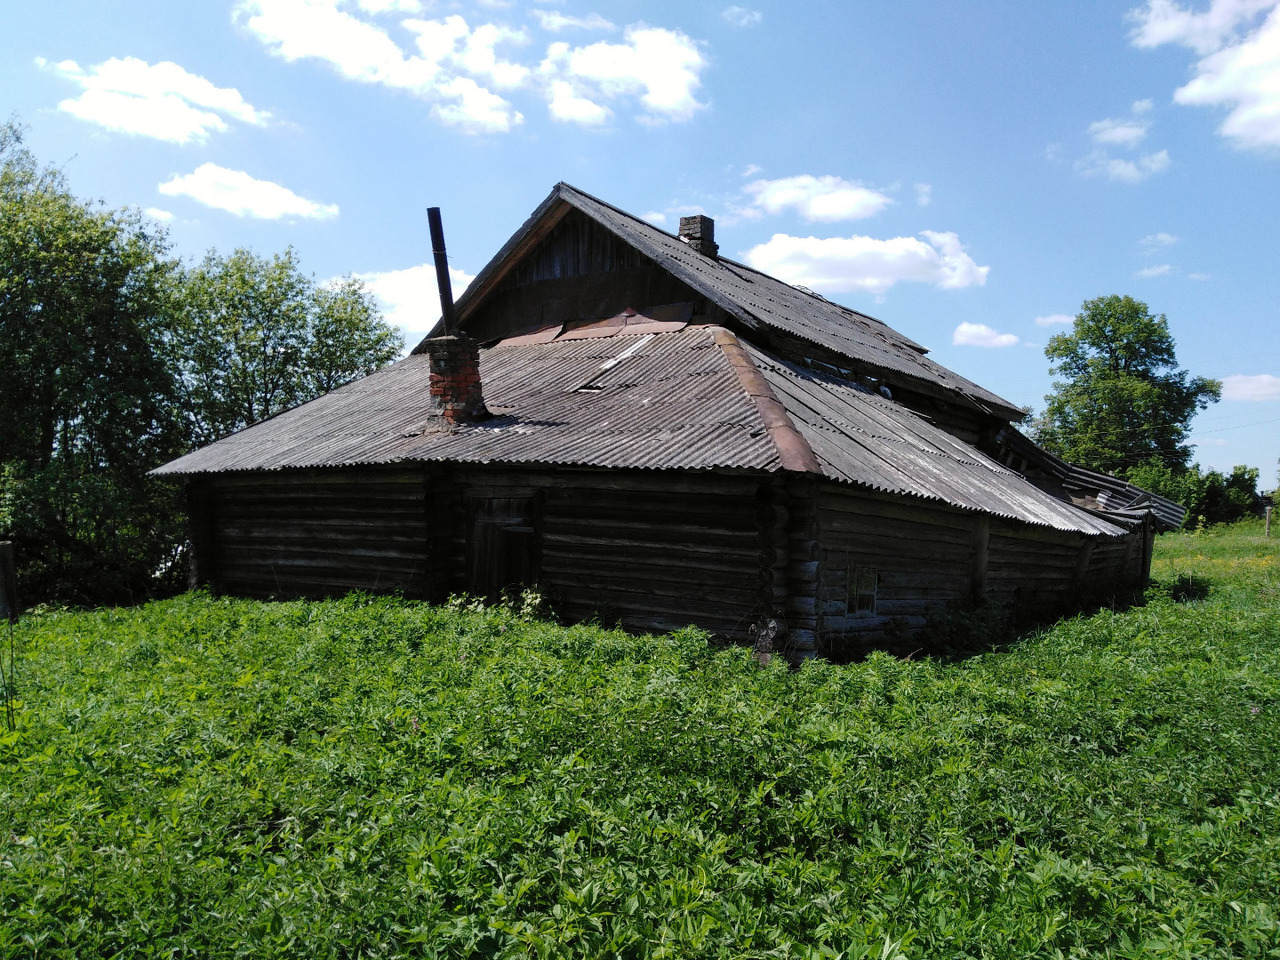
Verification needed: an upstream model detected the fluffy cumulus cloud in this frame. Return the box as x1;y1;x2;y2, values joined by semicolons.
38;56;270;144
1130;0;1280;150
237;0;706;131
539;25;707;125
952;322;1019;348
158;163;339;219
742;175;893;222
743;230;989;297
722;6;763;27
238;0;526;132
1222;373;1280;399
1034;313;1075;326
355;262;475;340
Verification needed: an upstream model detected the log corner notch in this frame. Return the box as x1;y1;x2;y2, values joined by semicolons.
710;326;824;476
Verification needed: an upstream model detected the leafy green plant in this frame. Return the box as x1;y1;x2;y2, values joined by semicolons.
3;524;1278;957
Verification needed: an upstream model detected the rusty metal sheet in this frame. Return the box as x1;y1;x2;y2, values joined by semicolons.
154;327;782;478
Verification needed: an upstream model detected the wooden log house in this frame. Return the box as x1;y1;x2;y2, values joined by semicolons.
154;184;1182;658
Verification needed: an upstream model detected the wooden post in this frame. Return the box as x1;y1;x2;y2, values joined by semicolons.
0;541;17;733
1266;504;1272;538
0;542;17;624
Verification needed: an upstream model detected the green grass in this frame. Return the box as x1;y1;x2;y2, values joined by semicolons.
3;523;1279;958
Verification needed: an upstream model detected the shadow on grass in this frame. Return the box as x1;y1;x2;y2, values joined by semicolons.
829;573;1214;665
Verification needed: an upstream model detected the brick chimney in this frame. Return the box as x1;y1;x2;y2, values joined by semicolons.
421;335;488;423
679;214;718;259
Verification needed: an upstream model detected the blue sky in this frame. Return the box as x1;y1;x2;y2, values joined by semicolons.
4;0;1278;482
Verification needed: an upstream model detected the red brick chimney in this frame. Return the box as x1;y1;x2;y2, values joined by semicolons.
422;335;488;423
679;214;718;259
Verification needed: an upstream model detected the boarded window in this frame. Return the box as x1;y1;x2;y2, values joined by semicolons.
850;565;878;616
466;495;539;601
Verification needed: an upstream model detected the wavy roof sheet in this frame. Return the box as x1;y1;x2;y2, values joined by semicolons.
156;326;1123;537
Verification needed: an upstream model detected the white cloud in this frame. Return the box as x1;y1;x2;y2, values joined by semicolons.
431;76;524;132
1136;262;1174;277
533;11;615;32
240;1;707;130
1075;148;1171;182
914;183;932;206
1130;0;1280;150
1139;231;1179;250
40;56;269;144
238;1;524;133
743;230;989;297
1133;97;1156;113
355;262;475;340
743;175;893;222
1034;313;1075;326
145;207;175;221
1088;115;1150;147
1130;0;1274;54
538;25;707;124
741;163;763;177
642;210;668;225
545;78;610;124
158;163;339;219
1222;372;1280;399
952;322;1019;348
1189;271;1213;280
357;0;422;11
722;6;763;27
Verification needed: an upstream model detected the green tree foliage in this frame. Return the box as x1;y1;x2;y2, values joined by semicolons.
1033;295;1220;475
1125;460;1263;528
174;249;402;446
0;122;186;604
1;122;403;604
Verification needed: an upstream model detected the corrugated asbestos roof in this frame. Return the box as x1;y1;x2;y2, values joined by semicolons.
447;183;1024;421
155;325;1124;537
993;424;1186;530
154;327;781;477
741;344;1127;536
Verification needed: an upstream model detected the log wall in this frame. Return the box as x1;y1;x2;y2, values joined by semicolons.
192;464;1152;656
816;487;975;649
454;467;766;640
198;468;431;598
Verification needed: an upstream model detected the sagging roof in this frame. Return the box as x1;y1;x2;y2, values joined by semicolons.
434;182;1025;422
155;326;1125;537
992;424;1187;530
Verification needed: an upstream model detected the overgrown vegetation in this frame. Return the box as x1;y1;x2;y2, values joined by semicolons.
4;524;1278;957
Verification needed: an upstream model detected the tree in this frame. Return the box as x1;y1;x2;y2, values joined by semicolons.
0;121;186;603
174;249;402;446
1033;295;1220;475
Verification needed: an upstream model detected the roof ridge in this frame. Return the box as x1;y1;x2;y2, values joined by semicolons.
707;325;823;475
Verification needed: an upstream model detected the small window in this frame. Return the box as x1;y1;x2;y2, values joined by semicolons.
850;565;878;616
